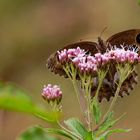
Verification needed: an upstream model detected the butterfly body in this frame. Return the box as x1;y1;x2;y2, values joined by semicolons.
47;29;140;102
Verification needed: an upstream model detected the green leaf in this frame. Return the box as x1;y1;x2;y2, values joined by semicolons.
96;112;114;134
98;129;131;140
17;126;59;140
85;131;93;140
96;112;126;134
92;100;101;124
107;113;126;129
0;82;58;122
64;118;89;139
46;128;77;140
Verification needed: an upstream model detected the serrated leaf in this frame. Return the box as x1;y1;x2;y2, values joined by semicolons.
92;100;101;124
96;112;113;134
96;112;126;135
46;128;77;140
64;118;88;139
0;82;58;122
107;113;126;128
17;126;59;140
99;128;131;140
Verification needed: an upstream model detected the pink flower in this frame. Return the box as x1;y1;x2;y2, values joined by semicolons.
95;53;109;66
72;55;97;73
57;47;86;63
106;45;139;64
57;49;68;62
42;84;62;104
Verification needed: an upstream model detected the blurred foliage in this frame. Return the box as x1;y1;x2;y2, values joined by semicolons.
17;126;59;140
138;0;140;5
0;82;59;122
0;0;39;16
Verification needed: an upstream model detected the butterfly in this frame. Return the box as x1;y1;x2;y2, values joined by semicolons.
47;29;140;102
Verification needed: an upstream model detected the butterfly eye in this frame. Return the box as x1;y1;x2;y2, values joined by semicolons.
136;33;140;44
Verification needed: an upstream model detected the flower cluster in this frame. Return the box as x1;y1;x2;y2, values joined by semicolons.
57;47;110;74
105;46;139;64
95;53;109;66
42;84;62;104
57;45;140;74
72;55;98;73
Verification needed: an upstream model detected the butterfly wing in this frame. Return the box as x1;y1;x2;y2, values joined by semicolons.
63;41;99;54
106;29;140;46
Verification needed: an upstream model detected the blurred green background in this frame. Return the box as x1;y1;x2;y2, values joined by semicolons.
0;0;140;140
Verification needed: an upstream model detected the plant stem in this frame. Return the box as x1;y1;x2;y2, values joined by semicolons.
57;121;82;140
72;79;83;114
63;64;83;113
94;79;102;101
86;87;92;131
90;71;106;130
93;79;122;132
94;69;108;100
84;76;92;131
103;81;122;120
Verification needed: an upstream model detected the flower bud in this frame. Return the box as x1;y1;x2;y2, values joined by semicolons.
42;84;62;104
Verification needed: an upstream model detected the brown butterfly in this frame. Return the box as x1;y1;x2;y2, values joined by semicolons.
47;29;140;102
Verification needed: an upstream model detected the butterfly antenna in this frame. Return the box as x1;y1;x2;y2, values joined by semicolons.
99;27;108;38
97;27;108;52
98;27;108;42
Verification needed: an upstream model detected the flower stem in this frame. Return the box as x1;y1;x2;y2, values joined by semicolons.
72;79;83;114
93;68;124;131
94;69;108;100
63;63;84;115
103;81;122;120
86;85;92;131
82;75;92;131
93;81;122;132
57;121;82;140
90;70;107;129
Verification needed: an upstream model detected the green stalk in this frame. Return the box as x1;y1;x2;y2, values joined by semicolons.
105;63;134;117
81;75;92;131
94;64;133;132
72;79;83;113
85;80;92;131
93;69;107;101
93;80;122;132
90;69;107;130
57;121;82;140
63;63;83;114
103;80;122;120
